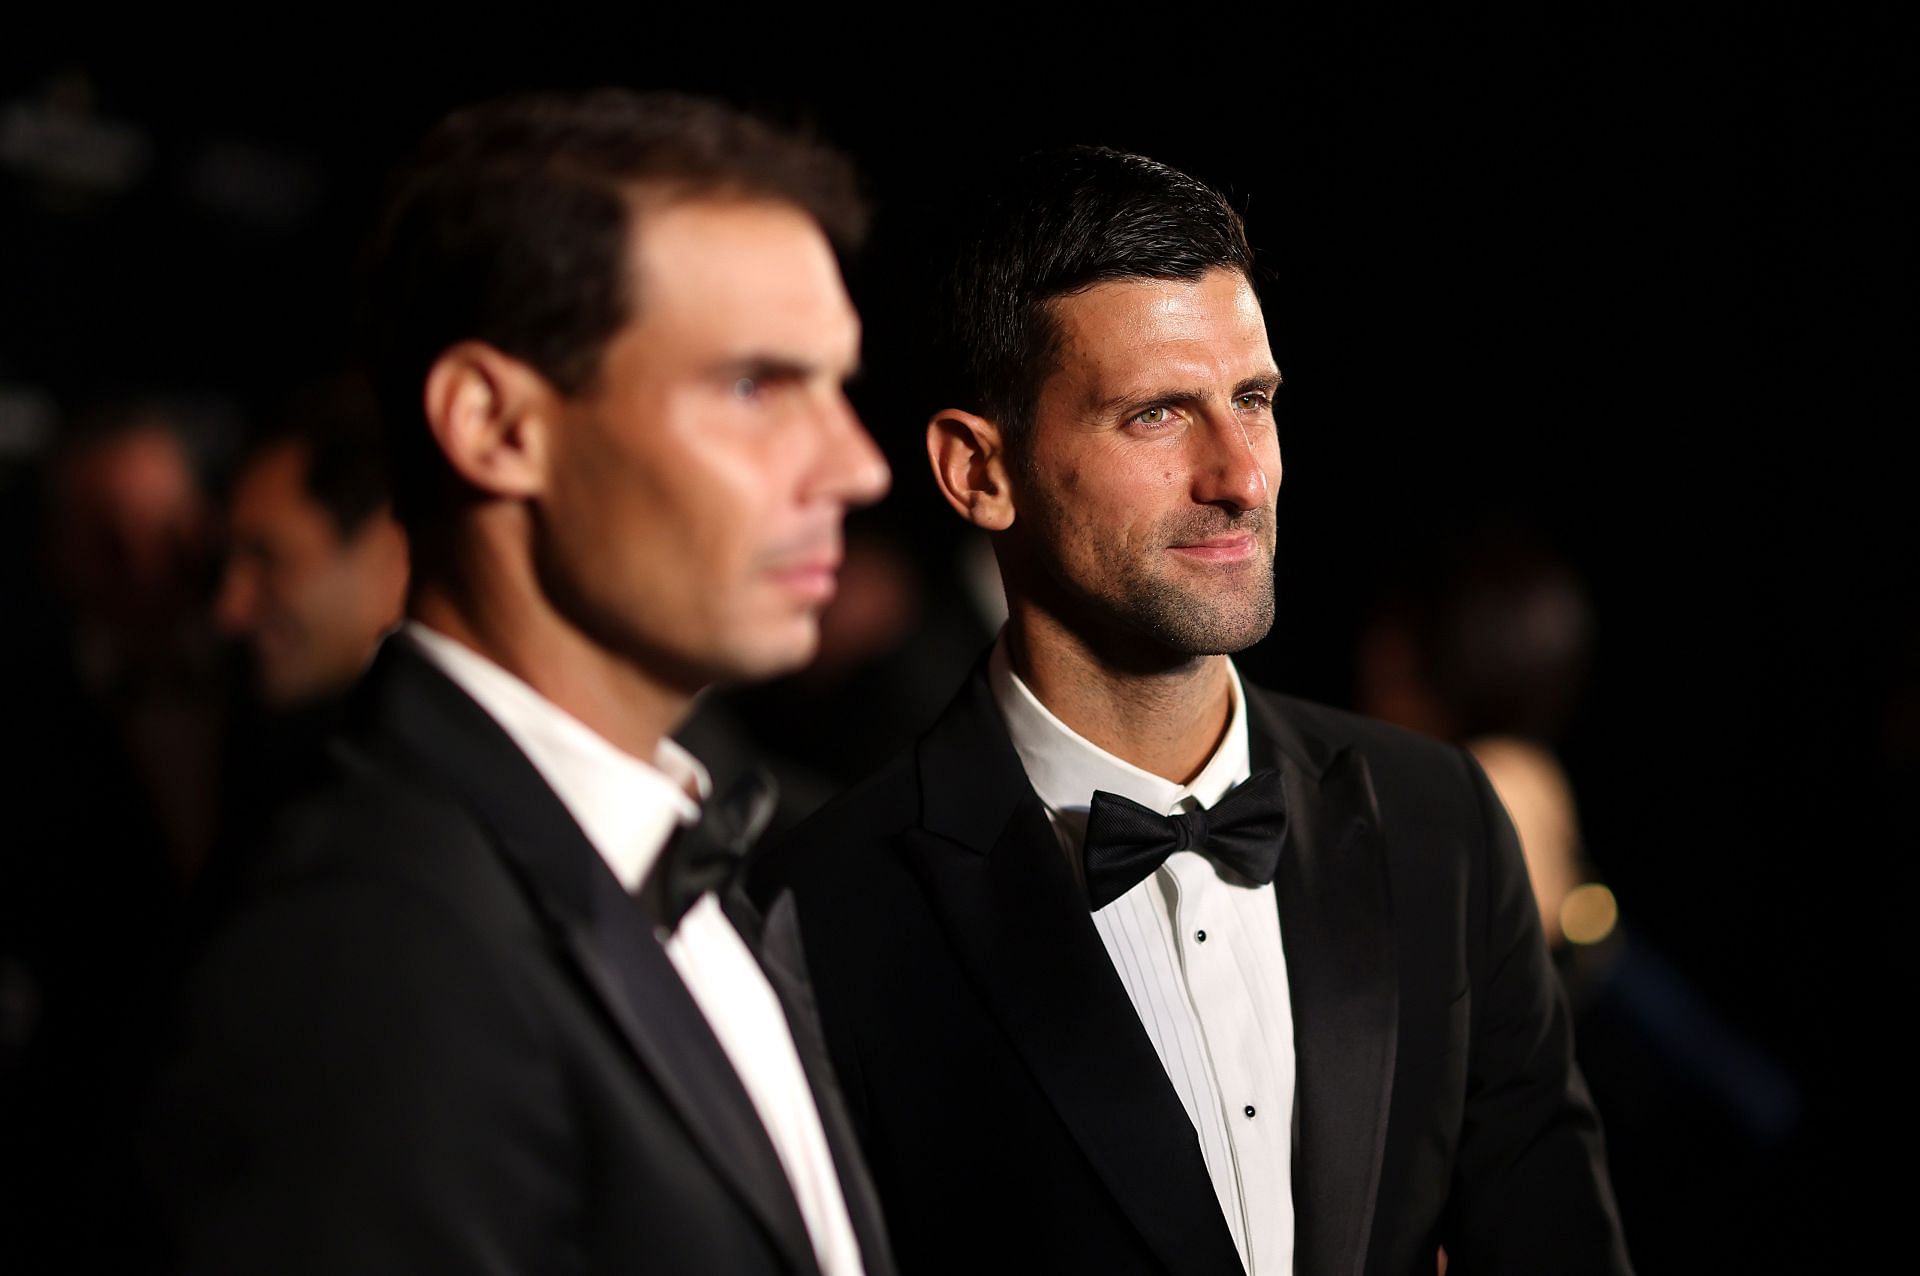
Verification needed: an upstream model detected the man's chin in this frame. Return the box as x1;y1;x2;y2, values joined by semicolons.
1134;590;1275;658
712;620;821;686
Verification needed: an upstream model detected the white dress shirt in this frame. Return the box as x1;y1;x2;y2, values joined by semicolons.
990;638;1296;1275
406;622;866;1276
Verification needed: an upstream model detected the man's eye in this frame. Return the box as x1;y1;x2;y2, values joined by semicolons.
733;377;759;401
1133;405;1171;426
1234;392;1271;411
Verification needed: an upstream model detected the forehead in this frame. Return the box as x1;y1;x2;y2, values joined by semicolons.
65;424;197;501
236;439;308;495
1043;268;1271;402
619;197;859;362
231;441;319;518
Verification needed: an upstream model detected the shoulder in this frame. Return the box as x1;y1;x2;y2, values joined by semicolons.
159;745;568;1197
1244;683;1494;829
187;740;545;1023
150;758;577;1271
244;734;510;898
1247;683;1469;773
748;747;921;907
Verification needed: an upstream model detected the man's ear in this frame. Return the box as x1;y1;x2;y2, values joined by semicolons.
926;408;1017;531
422;342;557;500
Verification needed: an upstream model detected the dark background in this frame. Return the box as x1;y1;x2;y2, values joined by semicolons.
4;14;1912;1270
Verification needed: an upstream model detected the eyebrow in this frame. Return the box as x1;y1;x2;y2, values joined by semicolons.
710;354;864;384
1092;369;1284;417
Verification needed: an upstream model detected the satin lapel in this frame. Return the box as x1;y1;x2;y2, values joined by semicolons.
1248;695;1397;1276
730;886;898;1276
575;871;820;1275
902;668;1244;1276
358;642;818;1275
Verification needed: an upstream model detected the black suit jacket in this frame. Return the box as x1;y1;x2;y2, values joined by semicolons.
147;641;896;1276
750;664;1631;1276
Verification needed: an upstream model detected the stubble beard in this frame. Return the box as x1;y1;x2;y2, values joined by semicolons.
1068;506;1278;659
1125;544;1275;656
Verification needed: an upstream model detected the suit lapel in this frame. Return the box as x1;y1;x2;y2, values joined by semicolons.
355;642;819;1275
729;886;898;1276
1247;692;1398;1276
903;669;1245;1276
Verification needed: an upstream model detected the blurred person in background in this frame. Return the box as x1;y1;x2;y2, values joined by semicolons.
1357;526;1800;1272
214;373;407;712
39;404;226;877
754;146;1630;1276
145;90;897;1276
1356;530;1598;946
2;401;223;1273
195;374;409;924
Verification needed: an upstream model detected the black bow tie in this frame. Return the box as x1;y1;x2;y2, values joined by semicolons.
1081;768;1288;911
646;767;778;931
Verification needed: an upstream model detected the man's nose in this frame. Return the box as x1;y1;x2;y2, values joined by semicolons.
813;393;892;510
1191;411;1273;512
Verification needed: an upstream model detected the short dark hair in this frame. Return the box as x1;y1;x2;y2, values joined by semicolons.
359;90;866;531
937;145;1254;438
249;372;391;539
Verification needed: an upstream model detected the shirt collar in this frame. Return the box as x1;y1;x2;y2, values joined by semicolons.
403;621;709;893
988;632;1252;824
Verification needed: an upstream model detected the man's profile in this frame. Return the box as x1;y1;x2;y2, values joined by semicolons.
147;91;895;1276
753;146;1631;1275
215;376;407;710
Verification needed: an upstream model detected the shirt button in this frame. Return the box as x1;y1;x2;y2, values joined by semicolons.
1194;929;1208;943
1244;1105;1257;1118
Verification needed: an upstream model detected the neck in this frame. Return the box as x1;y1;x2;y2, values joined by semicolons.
409;528;691;763
1004;601;1233;786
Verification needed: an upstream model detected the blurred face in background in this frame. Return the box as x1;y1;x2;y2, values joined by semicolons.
216;439;407;708
533;197;891;692
47;420;212;636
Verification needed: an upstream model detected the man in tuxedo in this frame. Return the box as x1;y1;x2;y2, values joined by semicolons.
751;147;1632;1275
147;92;896;1275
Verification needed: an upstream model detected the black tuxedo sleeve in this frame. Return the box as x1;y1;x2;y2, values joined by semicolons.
1440;750;1633;1274
148;873;575;1276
